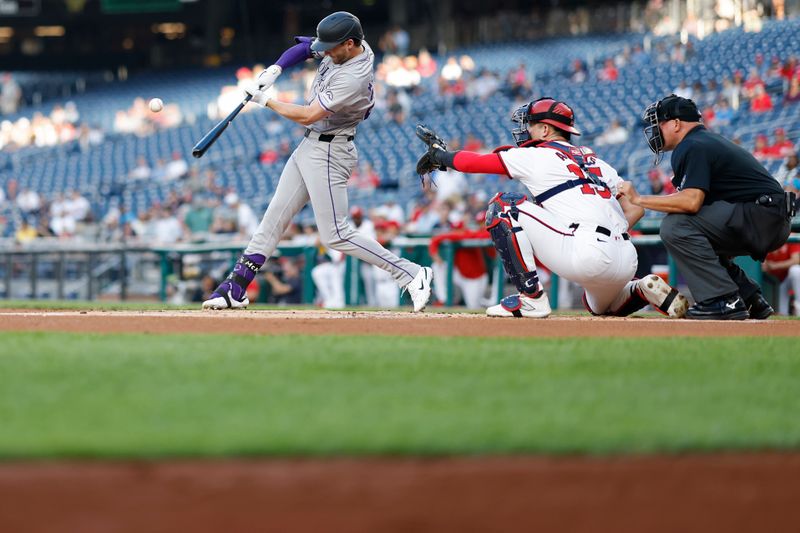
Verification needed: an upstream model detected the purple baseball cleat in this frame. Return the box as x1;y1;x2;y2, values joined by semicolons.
202;253;265;310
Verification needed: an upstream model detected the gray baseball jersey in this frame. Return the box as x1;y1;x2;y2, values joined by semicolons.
308;41;375;136
244;39;422;290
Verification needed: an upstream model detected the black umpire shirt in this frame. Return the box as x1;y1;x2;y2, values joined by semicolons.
670;125;782;204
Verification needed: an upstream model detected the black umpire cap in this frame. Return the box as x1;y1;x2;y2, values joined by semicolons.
311;11;364;52
654;94;702;122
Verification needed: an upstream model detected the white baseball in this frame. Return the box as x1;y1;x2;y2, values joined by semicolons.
149;98;164;112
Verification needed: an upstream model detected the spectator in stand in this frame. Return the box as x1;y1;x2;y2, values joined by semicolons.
671;42;686;63
775;151;799;189
653;41;670;63
713;97;736;127
742;67;765;101
784;75;800;104
781;56;799;82
65;190;91;222
416;49;437;78
462;133;484;153
570;59;587;83
469;68;500;101
595;118;629;146
406;195;439;234
259;141;280;165
15;218;38;244
49;193;76;238
349;162;380;191
392;26;410;56
384;55;420;90
264;257;303;305
221;192;258;237
765;56;785;88
16;188;41;215
210;195;237;234
129;157;152;181
441;57;463;82
387;91;406;125
762;243;800;315
598;59;618;82
163;152;189;181
749;84;773;113
0;73;22;115
184;195;215;237
647;167;676;195
429;220;494;309
771;128;795;158
753;134;776;160
673;80;693;100
152;206;184;244
506;63;530;100
720;76;741;110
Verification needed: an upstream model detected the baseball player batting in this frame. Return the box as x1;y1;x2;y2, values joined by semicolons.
415;97;688;318
203;11;433;311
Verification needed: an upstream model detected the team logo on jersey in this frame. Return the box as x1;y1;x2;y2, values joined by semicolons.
325;90;333;101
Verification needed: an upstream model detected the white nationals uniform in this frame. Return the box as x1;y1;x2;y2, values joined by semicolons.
244;41;422;288
496;140;638;313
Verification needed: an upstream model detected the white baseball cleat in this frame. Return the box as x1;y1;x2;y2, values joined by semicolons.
487;292;552;318
405;266;433;312
201;283;250;310
636;275;688;318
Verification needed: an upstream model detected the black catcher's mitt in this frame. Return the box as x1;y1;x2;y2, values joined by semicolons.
415;124;449;175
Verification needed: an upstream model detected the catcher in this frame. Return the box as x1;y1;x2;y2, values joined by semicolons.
415;97;688;318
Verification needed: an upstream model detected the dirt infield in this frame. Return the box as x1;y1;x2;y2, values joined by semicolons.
1;309;798;532
2;454;800;533
1;308;799;337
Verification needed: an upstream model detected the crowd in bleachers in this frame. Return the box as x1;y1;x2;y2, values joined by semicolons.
2;14;800;307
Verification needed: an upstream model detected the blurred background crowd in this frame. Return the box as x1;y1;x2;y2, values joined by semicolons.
1;0;799;309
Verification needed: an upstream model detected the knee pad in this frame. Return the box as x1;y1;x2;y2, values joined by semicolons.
486;192;528;228
486;195;539;296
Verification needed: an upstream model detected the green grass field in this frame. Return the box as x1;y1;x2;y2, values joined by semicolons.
1;332;799;458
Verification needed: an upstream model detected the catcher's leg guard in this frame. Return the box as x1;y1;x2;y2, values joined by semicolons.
486;192;541;297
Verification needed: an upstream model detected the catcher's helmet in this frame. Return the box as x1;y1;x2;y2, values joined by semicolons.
311;11;364;52
511;97;580;146
642;94;701;164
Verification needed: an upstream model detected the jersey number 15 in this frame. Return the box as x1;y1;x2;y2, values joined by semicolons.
567;163;612;199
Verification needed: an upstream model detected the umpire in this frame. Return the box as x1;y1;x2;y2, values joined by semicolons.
619;94;796;320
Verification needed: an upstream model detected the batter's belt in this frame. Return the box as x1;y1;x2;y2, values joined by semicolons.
304;129;355;143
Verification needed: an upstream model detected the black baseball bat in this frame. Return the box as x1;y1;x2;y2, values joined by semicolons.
192;93;253;158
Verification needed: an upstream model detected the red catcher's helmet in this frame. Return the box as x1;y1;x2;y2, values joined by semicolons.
527;97;581;135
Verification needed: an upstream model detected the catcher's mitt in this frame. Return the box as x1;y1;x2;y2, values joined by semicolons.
415;124;448;175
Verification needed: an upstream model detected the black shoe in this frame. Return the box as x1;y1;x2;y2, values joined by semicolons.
746;293;774;320
686;294;749;320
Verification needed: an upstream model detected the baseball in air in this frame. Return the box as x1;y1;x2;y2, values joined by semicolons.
149;98;164;112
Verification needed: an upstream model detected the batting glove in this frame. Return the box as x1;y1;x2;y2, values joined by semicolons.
243;81;271;107
256;64;282;91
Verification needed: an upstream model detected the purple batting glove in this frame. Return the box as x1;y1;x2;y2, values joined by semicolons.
275;40;312;70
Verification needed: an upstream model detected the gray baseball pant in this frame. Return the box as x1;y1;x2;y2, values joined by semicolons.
244;135;420;286
659;201;759;303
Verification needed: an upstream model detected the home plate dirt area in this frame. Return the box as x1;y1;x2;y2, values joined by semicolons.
1;309;798;533
0;308;799;337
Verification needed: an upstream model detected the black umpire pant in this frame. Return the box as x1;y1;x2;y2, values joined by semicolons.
660;197;791;304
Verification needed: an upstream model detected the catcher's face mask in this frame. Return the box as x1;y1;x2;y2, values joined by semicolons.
642;101;664;166
511;104;531;146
